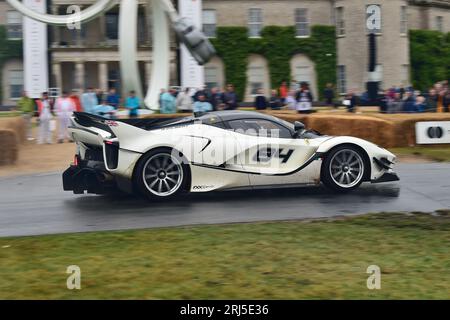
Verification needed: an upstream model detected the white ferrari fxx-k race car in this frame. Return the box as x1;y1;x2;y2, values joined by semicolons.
63;111;399;199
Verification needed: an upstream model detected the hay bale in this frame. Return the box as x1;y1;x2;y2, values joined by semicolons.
0;129;19;165
0;117;26;144
309;115;395;147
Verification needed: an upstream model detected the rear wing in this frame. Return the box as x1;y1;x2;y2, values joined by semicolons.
72;112;177;149
73;112;116;137
73;112;183;133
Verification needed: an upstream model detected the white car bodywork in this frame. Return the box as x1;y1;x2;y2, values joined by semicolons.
65;111;398;196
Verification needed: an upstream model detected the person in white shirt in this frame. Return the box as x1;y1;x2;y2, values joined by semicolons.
285;90;297;110
176;88;193;113
55;91;76;143
36;92;54;144
295;82;314;114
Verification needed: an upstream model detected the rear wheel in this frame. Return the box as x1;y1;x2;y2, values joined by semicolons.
321;146;367;192
134;148;189;199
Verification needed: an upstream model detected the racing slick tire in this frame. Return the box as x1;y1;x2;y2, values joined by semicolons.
321;145;368;193
133;148;190;200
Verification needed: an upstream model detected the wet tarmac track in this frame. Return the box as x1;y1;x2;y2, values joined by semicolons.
0;163;449;237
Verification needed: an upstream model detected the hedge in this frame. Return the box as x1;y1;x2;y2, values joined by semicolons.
211;25;336;100
410;29;450;92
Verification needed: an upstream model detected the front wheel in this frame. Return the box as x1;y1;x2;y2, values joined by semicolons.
134;148;189;199
321;146;367;192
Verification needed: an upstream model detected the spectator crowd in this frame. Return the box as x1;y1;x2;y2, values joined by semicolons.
16;87;138;145
377;81;450;114
15;79;450;144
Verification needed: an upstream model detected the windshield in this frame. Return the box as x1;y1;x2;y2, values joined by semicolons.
276;118;295;131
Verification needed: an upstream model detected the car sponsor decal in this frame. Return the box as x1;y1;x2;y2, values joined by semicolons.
193;185;215;190
254;148;294;164
105;120;119;127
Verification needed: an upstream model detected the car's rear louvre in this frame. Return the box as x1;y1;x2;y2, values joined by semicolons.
105;141;119;170
84;145;104;162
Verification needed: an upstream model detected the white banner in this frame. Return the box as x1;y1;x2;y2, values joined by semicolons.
23;0;49;99
416;121;450;144
178;0;204;90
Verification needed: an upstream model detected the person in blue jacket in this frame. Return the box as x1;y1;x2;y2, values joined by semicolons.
125;90;140;118
81;87;98;114
254;88;268;110
93;99;116;119
414;95;427;113
160;88;177;114
193;94;213;113
106;88;120;109
403;91;416;113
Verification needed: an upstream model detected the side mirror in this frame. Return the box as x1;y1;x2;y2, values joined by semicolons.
293;121;306;138
294;121;305;132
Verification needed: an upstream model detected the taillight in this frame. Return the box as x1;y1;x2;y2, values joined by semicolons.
104;140;119;146
73;155;79;167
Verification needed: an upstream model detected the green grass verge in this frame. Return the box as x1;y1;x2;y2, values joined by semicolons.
0;212;449;299
390;146;450;162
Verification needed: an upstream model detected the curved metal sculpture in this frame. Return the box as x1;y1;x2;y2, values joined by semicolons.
6;0;215;109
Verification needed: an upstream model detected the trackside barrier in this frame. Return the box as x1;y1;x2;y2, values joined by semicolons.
0;117;26;166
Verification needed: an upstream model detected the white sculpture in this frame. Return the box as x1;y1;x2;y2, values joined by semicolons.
6;0;215;109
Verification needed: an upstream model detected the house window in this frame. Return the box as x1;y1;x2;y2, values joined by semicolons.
7;11;22;40
436;16;444;32
202;10;217;38
248;8;263;37
400;6;408;34
337;65;346;94
330;5;336;25
248;66;264;95
10;70;24;99
205;66;218;89
105;13;119;40
295;9;309;37
138;14;147;44
336;7;345;36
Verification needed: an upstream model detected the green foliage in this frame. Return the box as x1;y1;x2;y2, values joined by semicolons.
211;27;250;99
211;25;336;100
410;29;450;91
0;26;23;103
